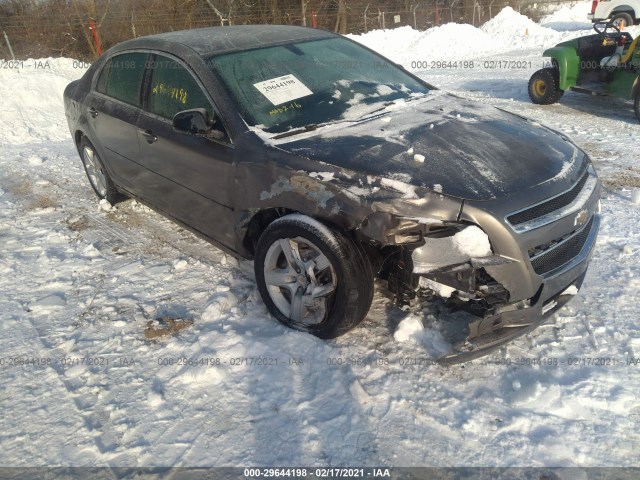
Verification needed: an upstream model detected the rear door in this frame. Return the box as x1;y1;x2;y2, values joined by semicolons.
86;52;148;195
136;53;237;248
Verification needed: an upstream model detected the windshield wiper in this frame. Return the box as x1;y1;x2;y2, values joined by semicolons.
269;98;423;139
357;101;397;119
271;123;323;140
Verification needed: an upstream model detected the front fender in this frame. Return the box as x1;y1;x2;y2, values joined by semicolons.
543;46;580;91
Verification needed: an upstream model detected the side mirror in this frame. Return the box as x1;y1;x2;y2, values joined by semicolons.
173;108;213;134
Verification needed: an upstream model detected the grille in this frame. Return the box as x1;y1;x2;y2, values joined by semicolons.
508;169;589;226
530;216;594;276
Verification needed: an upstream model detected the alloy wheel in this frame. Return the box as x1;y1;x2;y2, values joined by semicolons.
263;236;337;326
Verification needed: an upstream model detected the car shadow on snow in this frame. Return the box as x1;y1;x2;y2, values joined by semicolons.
189;278;387;464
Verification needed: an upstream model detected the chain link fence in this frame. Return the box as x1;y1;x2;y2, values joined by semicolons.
0;0;583;60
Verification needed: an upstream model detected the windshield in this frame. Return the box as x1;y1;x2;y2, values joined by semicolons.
206;37;431;134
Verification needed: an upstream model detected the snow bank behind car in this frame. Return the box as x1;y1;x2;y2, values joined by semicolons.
0;58;85;146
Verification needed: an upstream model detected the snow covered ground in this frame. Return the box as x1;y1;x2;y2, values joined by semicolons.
2;3;640;469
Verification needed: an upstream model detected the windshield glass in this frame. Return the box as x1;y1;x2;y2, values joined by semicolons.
207;37;431;134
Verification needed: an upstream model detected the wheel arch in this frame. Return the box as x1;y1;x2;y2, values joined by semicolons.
542;47;579;91
239;207;361;260
241;207;295;259
74;130;85;154
610;6;636;16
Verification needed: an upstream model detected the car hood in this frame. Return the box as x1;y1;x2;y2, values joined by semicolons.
273;94;583;201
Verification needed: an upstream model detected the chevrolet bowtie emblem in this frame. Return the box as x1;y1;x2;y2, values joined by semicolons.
575;209;588;226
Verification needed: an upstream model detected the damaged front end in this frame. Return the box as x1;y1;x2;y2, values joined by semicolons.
383;221;527;361
408;227;533;362
248;129;600;362
357;191;599;363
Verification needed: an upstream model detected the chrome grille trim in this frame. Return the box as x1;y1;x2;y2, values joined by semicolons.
506;166;596;234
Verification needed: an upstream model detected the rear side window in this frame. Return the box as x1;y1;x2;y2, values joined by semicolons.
96;52;148;106
148;55;213;120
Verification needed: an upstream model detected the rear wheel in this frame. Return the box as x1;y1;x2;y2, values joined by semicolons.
634;90;640;122
254;214;373;339
528;68;564;105
79;137;122;205
610;12;634;29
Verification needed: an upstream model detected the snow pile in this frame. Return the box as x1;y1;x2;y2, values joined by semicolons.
0;58;85;146
409;23;496;60
349;6;577;66
349;4;638;68
481;7;562;47
346;26;422;64
394;315;452;356
540;1;594;30
453;225;492;257
394;315;425;342
349;22;499;63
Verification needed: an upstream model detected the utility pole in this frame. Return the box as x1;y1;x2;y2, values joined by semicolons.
3;31;15;60
364;4;369;32
412;3;420;29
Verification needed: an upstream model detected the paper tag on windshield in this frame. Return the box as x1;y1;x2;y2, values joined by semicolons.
253;74;313;106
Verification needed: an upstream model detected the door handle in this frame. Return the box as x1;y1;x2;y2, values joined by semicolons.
88;107;98;118
139;129;157;144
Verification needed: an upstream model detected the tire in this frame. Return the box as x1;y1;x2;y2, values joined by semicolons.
254;214;374;339
79;137;122;204
634;90;640;122
610;12;634;29
528;68;564;105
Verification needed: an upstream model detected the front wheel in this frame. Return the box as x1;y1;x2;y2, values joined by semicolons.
634;90;640;122
254;214;374;339
528;68;564;105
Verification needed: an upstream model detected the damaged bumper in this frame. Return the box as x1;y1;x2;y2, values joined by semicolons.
436;213;599;364
406;164;602;363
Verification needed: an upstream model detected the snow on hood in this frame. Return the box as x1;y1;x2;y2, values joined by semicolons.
271;94;584;201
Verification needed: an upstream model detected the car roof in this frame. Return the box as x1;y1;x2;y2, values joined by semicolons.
118;25;337;57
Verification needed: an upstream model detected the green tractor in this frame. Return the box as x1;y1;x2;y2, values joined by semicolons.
528;21;640;121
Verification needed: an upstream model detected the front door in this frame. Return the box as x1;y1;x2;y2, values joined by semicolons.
136;54;236;249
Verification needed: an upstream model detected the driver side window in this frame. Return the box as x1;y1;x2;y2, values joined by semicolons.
148;55;216;123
